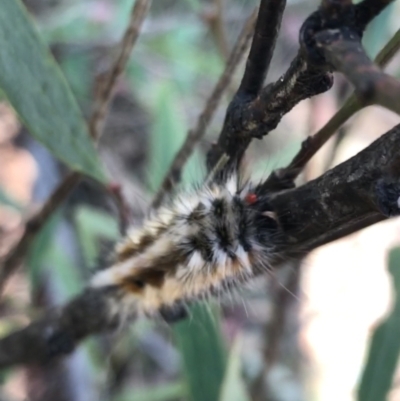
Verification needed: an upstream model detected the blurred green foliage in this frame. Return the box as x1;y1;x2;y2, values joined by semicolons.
2;0;400;400
116;381;186;401
174;304;227;401
219;336;250;401
357;247;400;401
0;0;105;182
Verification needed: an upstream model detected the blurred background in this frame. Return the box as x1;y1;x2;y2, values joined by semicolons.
1;0;400;400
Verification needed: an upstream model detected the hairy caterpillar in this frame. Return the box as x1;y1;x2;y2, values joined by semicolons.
90;165;287;322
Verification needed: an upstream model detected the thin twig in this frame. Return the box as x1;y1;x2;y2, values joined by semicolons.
207;54;333;169
303;213;385;251
89;0;152;141
375;28;400;66
207;0;395;180
206;0;333;169
317;28;400;114
0;0;152;295
0;172;81;294
202;0;229;60
107;183;133;234
214;0;228;59
283;96;361;175
322;125;347;172
151;8;257;209
209;0;395;184
237;0;286;98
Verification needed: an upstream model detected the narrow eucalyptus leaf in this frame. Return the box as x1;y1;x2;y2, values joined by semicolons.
219;336;250;401
0;0;105;182
174;304;227;401
357;247;400;401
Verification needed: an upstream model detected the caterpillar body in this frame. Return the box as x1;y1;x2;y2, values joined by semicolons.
90;170;285;321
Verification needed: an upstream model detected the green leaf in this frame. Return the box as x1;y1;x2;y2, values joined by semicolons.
27;209;84;298
59;52;91;104
0;0;105;182
27;208;91;299
148;80;206;192
115;381;186;401
27;210;62;291
45;243;85;299
219;335;250;401
148;81;188;192
174;304;227;401
74;206;119;268
357;247;400;401
38;3;105;43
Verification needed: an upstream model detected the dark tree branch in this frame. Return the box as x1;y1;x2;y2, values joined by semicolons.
171;0;395;189
237;0;286;98
245;56;332;138
273;0;396;181
316;28;400;114
280;28;400;178
152;8;257;208
201;0;294;170
207;0;365;169
206;32;332;183
0;288;120;368
209;0;398;169
302;213;384;251
270;123;400;257
207;54;333;169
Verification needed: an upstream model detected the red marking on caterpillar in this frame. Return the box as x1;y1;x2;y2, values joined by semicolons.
245;193;257;204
